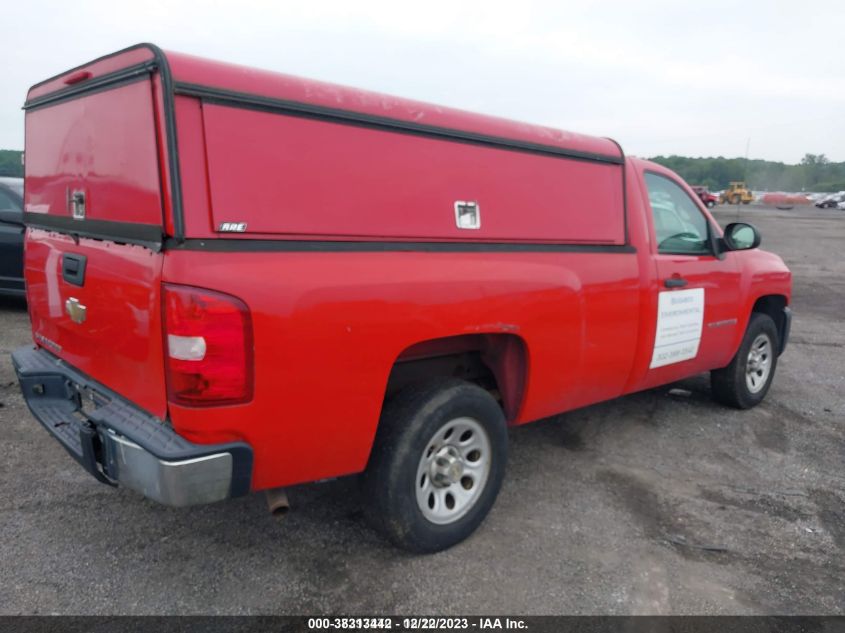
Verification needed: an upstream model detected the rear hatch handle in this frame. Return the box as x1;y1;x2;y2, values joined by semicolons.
62;253;87;286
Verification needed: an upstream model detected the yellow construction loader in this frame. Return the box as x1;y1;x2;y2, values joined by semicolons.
720;182;754;205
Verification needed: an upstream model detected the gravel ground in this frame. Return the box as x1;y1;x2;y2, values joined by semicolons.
0;204;843;615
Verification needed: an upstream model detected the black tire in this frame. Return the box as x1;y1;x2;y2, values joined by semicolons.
361;379;508;553
706;200;716;208
711;313;779;409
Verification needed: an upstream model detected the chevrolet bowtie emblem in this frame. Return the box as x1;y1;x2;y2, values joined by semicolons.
65;297;87;324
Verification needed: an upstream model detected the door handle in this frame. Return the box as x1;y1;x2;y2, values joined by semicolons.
664;277;688;288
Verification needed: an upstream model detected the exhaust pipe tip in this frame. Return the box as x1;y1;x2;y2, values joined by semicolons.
266;487;290;518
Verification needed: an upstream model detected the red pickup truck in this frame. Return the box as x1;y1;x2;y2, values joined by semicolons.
691;186;719;208
15;44;792;552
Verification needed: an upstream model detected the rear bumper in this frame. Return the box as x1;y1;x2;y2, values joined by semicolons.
12;346;252;506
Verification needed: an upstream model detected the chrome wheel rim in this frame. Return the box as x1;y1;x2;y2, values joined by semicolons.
746;333;772;394
415;417;491;525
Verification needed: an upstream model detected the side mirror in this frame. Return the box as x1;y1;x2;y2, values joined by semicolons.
722;222;761;251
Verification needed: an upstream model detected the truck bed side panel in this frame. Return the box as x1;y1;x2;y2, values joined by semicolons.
163;249;640;490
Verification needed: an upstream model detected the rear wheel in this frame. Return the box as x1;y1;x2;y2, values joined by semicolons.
711;313;779;409
362;379;507;552
706;200;716;208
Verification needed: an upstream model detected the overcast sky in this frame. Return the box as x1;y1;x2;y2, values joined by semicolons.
4;0;844;163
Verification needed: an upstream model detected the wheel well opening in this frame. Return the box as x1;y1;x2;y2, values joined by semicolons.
385;334;527;422
752;295;787;345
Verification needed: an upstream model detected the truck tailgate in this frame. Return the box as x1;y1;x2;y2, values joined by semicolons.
25;233;167;417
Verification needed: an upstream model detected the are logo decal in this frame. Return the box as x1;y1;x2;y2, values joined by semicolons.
219;222;247;232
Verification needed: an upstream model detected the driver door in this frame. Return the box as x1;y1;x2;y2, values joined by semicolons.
643;172;742;382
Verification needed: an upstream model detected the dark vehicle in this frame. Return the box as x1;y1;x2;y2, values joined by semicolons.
691;185;718;208
815;192;845;208
0;177;24;297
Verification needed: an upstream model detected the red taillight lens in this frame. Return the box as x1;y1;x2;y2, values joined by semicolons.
163;284;253;407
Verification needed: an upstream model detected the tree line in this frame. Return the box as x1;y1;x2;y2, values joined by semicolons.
649;154;845;193
0;150;23;177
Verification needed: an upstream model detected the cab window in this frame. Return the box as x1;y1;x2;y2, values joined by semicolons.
644;172;711;255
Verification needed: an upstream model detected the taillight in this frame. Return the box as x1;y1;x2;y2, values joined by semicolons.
163;284;253;407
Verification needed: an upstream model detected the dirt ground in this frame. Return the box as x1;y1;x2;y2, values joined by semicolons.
0;204;842;615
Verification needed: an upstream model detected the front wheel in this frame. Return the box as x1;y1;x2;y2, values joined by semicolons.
706;200;716;208
711;313;779;409
362;379;507;552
